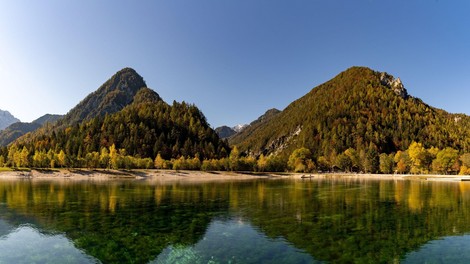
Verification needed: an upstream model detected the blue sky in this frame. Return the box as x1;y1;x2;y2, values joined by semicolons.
1;1;469;127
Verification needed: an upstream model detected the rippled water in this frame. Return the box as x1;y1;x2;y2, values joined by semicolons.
0;177;470;263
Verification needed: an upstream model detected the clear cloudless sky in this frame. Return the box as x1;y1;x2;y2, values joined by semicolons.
0;0;469;128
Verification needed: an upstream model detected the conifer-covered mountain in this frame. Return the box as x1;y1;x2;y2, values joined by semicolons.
0;110;20;131
11;68;155;144
0;114;63;146
57;67;155;128
7;68;228;167
233;67;470;159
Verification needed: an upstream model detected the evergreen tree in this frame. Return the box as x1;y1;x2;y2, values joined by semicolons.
335;153;352;172
379;153;395;174
364;144;379;173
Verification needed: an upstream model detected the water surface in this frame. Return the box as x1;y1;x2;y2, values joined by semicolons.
0;177;470;263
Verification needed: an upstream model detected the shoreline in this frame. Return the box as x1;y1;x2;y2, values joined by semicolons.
0;169;287;182
0;169;466;183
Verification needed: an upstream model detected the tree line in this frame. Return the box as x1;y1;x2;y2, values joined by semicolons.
0;99;230;169
1;141;469;175
286;141;469;175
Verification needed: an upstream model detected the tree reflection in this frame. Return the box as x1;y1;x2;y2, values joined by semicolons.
0;178;469;263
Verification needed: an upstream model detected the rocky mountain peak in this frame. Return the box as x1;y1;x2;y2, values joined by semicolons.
59;67;150;126
380;72;408;99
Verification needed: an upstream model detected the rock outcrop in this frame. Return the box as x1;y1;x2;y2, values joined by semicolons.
380;72;408;99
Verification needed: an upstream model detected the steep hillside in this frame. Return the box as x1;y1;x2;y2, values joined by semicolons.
0;110;20;130
11;68;154;144
234;67;470;158
56;67;153;128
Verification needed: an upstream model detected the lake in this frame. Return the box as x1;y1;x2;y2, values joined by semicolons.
0;176;470;263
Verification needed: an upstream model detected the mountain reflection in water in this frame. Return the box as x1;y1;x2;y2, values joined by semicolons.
0;177;470;263
154;219;315;264
0;224;97;263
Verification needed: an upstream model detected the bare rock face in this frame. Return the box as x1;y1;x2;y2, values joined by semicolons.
0;110;20;130
380;72;408;99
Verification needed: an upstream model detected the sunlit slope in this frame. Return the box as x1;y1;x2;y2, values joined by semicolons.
234;66;470;158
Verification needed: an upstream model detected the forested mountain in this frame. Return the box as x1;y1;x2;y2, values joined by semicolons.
234;67;470;160
3;68;229;168
7;68;153;146
0;110;20;131
0;114;63;147
56;67;154;128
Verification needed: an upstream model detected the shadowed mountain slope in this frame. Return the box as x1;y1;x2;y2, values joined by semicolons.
0;114;63;146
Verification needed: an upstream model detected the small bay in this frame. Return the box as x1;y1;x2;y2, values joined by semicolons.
0;176;470;263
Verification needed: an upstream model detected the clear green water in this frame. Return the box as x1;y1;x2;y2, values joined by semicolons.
1;177;470;263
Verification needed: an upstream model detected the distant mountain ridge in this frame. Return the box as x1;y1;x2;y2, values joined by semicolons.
0;114;63;146
229;108;281;145
233;66;470;158
215;126;237;139
214;124;248;139
216;110;280;139
0;110;20;130
33;114;63;126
